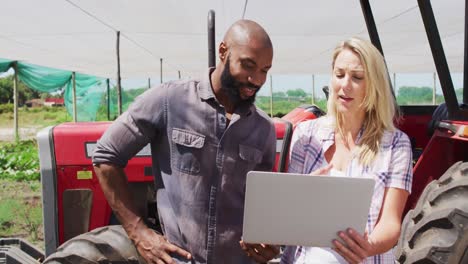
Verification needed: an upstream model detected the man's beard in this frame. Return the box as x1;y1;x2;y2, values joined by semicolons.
220;57;260;107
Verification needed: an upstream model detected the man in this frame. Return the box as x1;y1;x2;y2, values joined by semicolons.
93;19;278;264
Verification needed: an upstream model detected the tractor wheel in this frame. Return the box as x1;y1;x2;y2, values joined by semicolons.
395;161;468;264
43;225;144;264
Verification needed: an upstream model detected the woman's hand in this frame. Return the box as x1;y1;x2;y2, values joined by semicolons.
332;228;377;264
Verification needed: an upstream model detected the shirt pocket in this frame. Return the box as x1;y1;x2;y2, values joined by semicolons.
172;128;205;175
239;144;262;165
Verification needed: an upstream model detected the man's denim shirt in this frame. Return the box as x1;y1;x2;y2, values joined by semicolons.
93;69;276;264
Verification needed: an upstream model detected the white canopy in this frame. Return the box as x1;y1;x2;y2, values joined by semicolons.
0;0;464;78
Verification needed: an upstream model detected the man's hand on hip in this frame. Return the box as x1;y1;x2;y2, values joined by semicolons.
131;222;192;264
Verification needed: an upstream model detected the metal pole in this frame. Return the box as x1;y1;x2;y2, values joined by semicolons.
72;72;77;122
116;31;122;115
148;78;151;89
360;0;397;100
160;58;163;84
464;0;468;104
106;78;110;120
311;74;315;104
178;71;181;80
418;0;459;119
13;62;19;141
208;10;216;68
433;72;437;105
360;0;384;55
270;75;273;117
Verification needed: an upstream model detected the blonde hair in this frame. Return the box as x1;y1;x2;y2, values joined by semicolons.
327;37;397;166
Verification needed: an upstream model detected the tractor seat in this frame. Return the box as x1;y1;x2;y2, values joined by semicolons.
427;103;448;136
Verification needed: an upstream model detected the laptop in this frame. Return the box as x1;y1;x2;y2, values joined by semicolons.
242;171;375;247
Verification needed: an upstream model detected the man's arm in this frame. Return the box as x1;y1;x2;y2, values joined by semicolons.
92;86;191;264
94;163;191;264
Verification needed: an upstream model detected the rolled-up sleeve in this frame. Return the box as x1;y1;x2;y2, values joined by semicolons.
386;131;413;193
92;84;167;167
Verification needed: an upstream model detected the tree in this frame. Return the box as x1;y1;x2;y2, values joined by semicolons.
286;88;307;97
397;86;433;104
272;91;286;97
0;76;42;105
0;77;13;103
455;88;463;101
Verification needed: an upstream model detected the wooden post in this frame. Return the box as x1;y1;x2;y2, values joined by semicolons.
148;78;151;89
116;31;122;115
270;75;273;117
311;74;315;104
178;71;181;80
160;58;163;83
393;72;397;93
72;72;77;122
13;62;19;141
106;79;110;120
433;72;437;105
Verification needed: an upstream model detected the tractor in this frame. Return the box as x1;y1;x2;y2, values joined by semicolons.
1;0;467;263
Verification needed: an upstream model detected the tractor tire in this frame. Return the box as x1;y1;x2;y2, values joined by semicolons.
43;225;144;264
395;161;468;264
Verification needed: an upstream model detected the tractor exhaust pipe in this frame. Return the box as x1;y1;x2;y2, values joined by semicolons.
208;10;216;68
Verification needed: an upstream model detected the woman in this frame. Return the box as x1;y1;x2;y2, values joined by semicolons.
281;37;413;263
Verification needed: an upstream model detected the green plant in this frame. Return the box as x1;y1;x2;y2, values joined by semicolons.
28;181;41;192
16;198;42;241
0;140;40;181
0;103;13;114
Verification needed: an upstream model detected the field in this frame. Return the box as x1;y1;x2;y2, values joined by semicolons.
0;106;71;141
0;106;67;251
0;178;43;248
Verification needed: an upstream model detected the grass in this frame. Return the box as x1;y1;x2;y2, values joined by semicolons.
0;106;71;129
0;179;43;249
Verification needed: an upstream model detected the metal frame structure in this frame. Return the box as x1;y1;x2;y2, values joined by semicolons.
360;0;468;121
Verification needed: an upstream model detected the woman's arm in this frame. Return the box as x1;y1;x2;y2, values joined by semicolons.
332;187;409;263
367;187;409;253
333;131;413;263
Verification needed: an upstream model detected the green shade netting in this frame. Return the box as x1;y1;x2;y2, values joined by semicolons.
0;58;13;72
0;58;159;121
17;62;71;92
64;73;106;121
0;58;107;121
